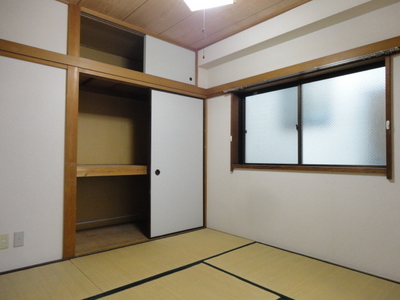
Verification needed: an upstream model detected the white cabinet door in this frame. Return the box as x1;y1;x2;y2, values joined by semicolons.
144;36;196;85
0;0;68;54
151;90;203;237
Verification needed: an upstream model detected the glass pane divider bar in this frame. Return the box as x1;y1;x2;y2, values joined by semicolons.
297;85;303;165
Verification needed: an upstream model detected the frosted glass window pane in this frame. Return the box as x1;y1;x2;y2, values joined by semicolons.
302;67;386;166
245;87;298;163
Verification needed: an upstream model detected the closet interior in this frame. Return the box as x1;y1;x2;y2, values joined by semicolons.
75;73;151;256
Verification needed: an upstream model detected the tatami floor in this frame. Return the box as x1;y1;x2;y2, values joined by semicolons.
1;229;399;300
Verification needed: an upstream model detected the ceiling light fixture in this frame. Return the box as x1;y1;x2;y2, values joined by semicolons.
183;0;235;11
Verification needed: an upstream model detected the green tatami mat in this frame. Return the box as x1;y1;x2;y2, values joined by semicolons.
72;229;253;292
0;261;101;300
206;243;400;300
102;263;279;300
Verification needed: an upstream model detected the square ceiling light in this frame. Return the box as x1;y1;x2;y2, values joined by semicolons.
183;0;235;11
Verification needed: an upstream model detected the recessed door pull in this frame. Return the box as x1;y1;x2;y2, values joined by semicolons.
155;169;161;176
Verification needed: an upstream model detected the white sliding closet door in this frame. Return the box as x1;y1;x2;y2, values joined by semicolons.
0;56;66;272
151;90;203;237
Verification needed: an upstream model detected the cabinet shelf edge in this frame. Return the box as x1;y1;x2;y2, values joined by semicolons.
77;165;147;177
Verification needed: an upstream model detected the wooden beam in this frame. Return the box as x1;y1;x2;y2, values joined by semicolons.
0;39;207;99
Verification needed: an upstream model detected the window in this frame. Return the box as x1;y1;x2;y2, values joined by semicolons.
232;58;392;178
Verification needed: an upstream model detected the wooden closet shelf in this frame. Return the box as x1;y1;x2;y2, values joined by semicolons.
77;165;147;177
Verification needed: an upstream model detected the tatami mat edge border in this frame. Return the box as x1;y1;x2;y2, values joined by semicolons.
255;241;400;285
203;262;294;300
82;241;257;300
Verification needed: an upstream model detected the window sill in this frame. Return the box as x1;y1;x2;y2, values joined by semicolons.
232;164;387;176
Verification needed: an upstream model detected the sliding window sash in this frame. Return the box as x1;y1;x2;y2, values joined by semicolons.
231;57;393;179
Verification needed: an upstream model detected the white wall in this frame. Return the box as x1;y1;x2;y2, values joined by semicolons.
199;0;400;88
207;55;400;282
205;0;400;282
0;0;68;54
0;56;66;272
198;0;371;69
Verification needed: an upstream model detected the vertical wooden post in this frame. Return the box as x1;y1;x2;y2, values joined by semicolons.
63;3;81;259
63;66;79;259
67;4;81;57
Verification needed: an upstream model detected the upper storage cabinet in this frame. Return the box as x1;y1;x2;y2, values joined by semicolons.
144;35;196;85
0;0;68;54
80;13;144;72
79;13;196;85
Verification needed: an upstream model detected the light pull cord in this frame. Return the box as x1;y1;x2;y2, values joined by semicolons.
202;9;208;59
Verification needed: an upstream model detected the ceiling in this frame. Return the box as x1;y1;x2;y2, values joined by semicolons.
67;0;311;51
